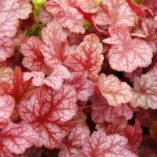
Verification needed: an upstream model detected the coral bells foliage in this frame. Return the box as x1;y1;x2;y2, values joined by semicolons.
19;84;78;149
0;0;157;156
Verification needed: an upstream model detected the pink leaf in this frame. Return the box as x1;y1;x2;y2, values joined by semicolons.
98;74;132;106
83;130;137;157
0;95;15;126
141;18;157;53
44;0;63;15
130;74;157;109
0;12;19;38
38;8;52;24
44;65;71;90
95;0;138;28
45;0;85;33
19;85;78;149
57;7;85;34
72;0;99;13
103;26;153;72
23;71;45;87
24;65;71;90
91;95;133;123
69;74;95;101
59;124;90;157
20;36;48;73
0;38;15;61
41;21;68;68
0;0;32;20
65;34;104;80
0;123;38;157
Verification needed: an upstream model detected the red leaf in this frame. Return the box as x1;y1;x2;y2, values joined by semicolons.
122;119;142;152
12;67;25;100
11;67;34;103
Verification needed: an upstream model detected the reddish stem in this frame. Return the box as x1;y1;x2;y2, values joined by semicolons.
126;0;154;17
75;6;108;36
126;0;146;17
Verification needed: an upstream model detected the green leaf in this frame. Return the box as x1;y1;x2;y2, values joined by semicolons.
24;23;45;37
95;0;102;4
83;20;91;30
132;0;144;5
32;0;45;16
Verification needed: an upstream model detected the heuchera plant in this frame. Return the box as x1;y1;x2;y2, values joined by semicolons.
0;0;157;156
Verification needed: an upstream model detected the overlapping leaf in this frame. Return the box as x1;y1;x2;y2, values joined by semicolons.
45;0;85;33
103;26;153;72
94;0;138;28
24;65;71;90
91;95;133;123
65;34;104;80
